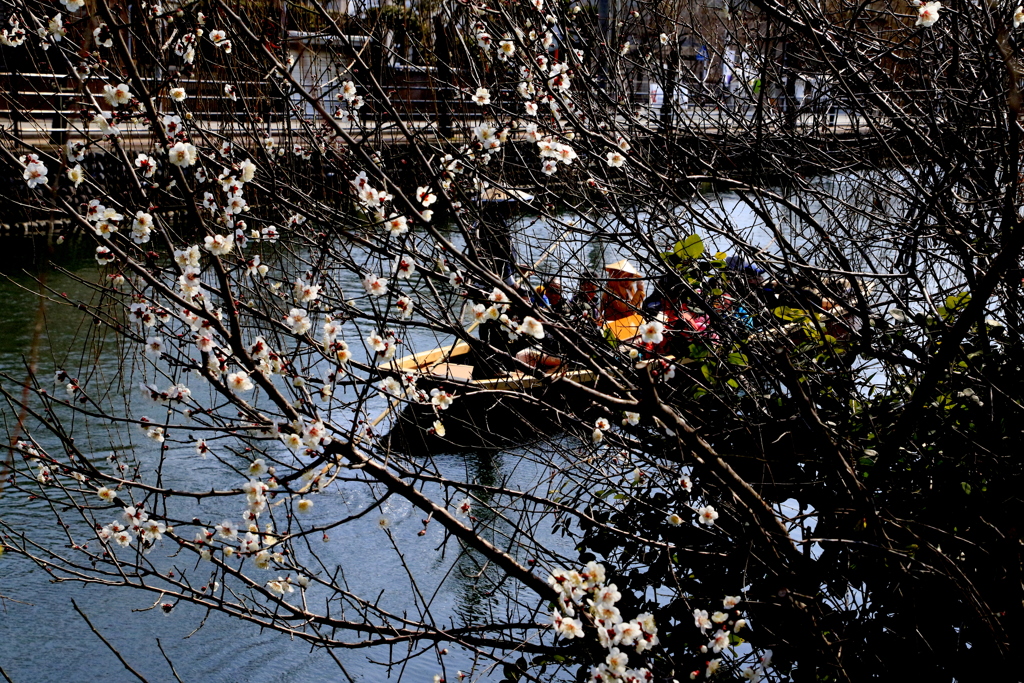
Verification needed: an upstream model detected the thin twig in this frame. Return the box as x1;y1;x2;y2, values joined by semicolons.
155;639;184;683
70;599;149;683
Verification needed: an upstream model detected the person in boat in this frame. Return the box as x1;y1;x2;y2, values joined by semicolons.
534;276;571;316
602;260;645;321
600;260;647;344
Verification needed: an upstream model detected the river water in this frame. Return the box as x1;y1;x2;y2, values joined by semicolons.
0;233;586;682
0;182;899;681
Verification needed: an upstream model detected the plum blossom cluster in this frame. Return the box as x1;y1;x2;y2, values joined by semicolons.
1;16;28;47
536;134;578;176
690;596;772;681
278;417;332;454
547;562;659;683
96;502;169;554
21;154;48;189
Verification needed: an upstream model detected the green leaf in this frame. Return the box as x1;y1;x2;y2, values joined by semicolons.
940;292;971;320
674;234;705;260
773;306;811;322
727;352;749;367
688;343;709;359
961;481;972;495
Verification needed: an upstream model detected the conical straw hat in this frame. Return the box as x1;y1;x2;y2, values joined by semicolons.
604;259;640;276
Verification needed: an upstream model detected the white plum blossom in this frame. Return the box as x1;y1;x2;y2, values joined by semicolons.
227;371;254;392
239;159;257;182
710;629;731;653
168;141;198;167
203;234;234;255
293;279;321;303
694;608;712;632
39;14;66;47
1015;6;1024;28
23;159;47;188
381;376;403;397
472;87;491;106
917;1;941;26
520;316;544;339
416;186;437;206
615;620;643;647
163;114;183;136
174;245;201;268
66;164;84;188
66;141;86;162
132;212;154;243
267;579;294;596
431;389;454;410
552;612;584;639
209;29;230;47
135;153;158;177
606;151;627;168
285;308;312;335
396;296;414;320
698;505;719;526
489;288;510;304
362;273;389;297
92;23;114;47
102;83;132;107
386;214;408;236
605;648;629;676
144;336;164;357
170;87;187;102
639;320;664;344
367;330;398;360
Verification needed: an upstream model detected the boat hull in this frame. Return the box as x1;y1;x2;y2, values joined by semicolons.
379;338;598;454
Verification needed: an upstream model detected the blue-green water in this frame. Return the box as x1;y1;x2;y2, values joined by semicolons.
0;238;570;682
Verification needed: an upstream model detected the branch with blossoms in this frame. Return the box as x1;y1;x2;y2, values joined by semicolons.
2;0;1024;679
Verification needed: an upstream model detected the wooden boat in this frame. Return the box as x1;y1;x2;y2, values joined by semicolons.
380;338;600;454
